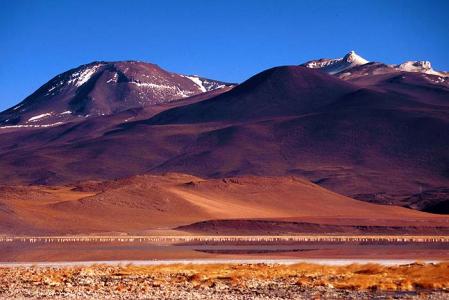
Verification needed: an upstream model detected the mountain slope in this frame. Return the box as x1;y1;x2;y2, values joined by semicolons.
148;66;357;124
0;61;233;127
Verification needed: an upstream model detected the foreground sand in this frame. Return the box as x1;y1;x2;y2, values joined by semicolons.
1;262;448;299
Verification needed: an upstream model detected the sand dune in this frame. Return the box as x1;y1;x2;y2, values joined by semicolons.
1;174;447;235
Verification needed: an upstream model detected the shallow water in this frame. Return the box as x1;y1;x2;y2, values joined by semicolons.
1;238;449;263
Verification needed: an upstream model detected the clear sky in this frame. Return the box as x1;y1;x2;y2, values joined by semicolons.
1;0;448;111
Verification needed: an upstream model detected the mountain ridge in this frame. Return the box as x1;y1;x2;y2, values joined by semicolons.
303;51;449;84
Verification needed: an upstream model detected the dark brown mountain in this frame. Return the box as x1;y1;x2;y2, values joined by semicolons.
0;61;233;127
147;66;356;124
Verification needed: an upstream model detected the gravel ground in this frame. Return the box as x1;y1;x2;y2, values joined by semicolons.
0;264;448;299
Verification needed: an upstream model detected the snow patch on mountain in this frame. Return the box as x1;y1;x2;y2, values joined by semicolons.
130;81;196;99
67;64;103;87
182;75;207;92
106;73;118;84
12;104;24;111
28;113;52;122
0;122;64;129
182;75;232;92
304;58;341;69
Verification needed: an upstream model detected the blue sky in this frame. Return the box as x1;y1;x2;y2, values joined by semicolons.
1;0;448;111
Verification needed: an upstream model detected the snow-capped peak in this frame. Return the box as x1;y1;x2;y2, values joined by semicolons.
302;51;369;75
395;61;443;76
343;50;369;65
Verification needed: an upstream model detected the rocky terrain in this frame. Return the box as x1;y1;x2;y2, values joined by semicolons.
0;262;448;299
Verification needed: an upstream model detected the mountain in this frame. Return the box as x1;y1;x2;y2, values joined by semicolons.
303;51;449;86
0;61;233;128
0;56;448;212
139;65;449;207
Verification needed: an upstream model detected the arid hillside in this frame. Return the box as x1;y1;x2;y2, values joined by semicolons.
1;174;447;235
